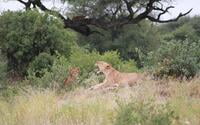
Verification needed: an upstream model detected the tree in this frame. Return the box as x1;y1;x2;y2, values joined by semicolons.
143;16;200;78
0;10;75;76
160;16;200;42
77;20;161;67
16;0;192;36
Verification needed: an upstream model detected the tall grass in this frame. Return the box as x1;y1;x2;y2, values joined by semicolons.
0;78;200;125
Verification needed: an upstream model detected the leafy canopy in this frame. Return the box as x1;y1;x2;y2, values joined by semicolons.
0;10;75;76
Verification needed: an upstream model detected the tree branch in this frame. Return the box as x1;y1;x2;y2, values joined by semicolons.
17;0;192;36
147;9;193;23
17;0;31;10
17;0;26;5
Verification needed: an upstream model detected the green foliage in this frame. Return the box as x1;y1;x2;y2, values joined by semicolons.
144;40;200;78
0;54;7;86
147;16;200;78
115;100;178;125
67;0;162;20
27;47;138;88
161;16;200;42
27;55;70;88
0;86;19;100
28;53;55;77
69;48;138;87
78;21;160;67
159;17;191;33
67;0;123;17
68;47;101;75
113;22;160;67
0;10;75;76
163;24;198;42
69;47;138;73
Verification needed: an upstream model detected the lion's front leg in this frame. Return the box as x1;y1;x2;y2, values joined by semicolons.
89;78;108;90
89;83;105;90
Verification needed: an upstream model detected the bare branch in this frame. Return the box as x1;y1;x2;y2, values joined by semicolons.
157;6;175;20
123;0;134;18
17;0;192;36
17;0;26;5
17;0;31;10
147;9;193;23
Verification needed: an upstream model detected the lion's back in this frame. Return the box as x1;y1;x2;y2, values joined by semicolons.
117;72;142;86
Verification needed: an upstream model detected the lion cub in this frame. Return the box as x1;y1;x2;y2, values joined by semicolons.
64;67;80;86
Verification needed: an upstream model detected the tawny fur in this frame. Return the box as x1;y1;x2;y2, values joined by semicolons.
90;61;143;90
64;67;80;86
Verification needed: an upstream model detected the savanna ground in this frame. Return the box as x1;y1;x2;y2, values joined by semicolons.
0;77;200;125
0;3;200;125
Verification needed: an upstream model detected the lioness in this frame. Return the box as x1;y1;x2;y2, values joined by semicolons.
90;61;142;90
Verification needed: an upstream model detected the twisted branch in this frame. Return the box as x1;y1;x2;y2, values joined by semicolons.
17;0;192;36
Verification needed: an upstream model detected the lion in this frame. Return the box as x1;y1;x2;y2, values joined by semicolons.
90;61;143;90
64;67;80;86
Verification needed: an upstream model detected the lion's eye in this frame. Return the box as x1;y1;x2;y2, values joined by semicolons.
106;65;110;69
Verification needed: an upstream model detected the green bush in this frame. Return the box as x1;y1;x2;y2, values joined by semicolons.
160;16;200;42
27;47;138;88
163;24;198;42
144;40;200;78
69;47;138;75
0;86;19;100
0;55;7;87
114;100;178;125
28;53;55;77
27;55;71;88
77;21;161;67
68;48;138;87
0;10;75;76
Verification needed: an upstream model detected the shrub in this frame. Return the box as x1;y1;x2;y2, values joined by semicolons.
163;24;198;42
68;48;138;88
77;21;161;67
69;47;138;76
0;10;75;76
144;40;200;78
114;100;178;125
28;52;55;77
27;47;138;88
0;54;7;86
0;86;19;100
27;55;71;88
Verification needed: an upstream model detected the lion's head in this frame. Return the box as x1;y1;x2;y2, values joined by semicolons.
95;61;113;75
69;67;80;77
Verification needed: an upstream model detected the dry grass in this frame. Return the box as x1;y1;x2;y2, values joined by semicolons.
0;78;200;125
